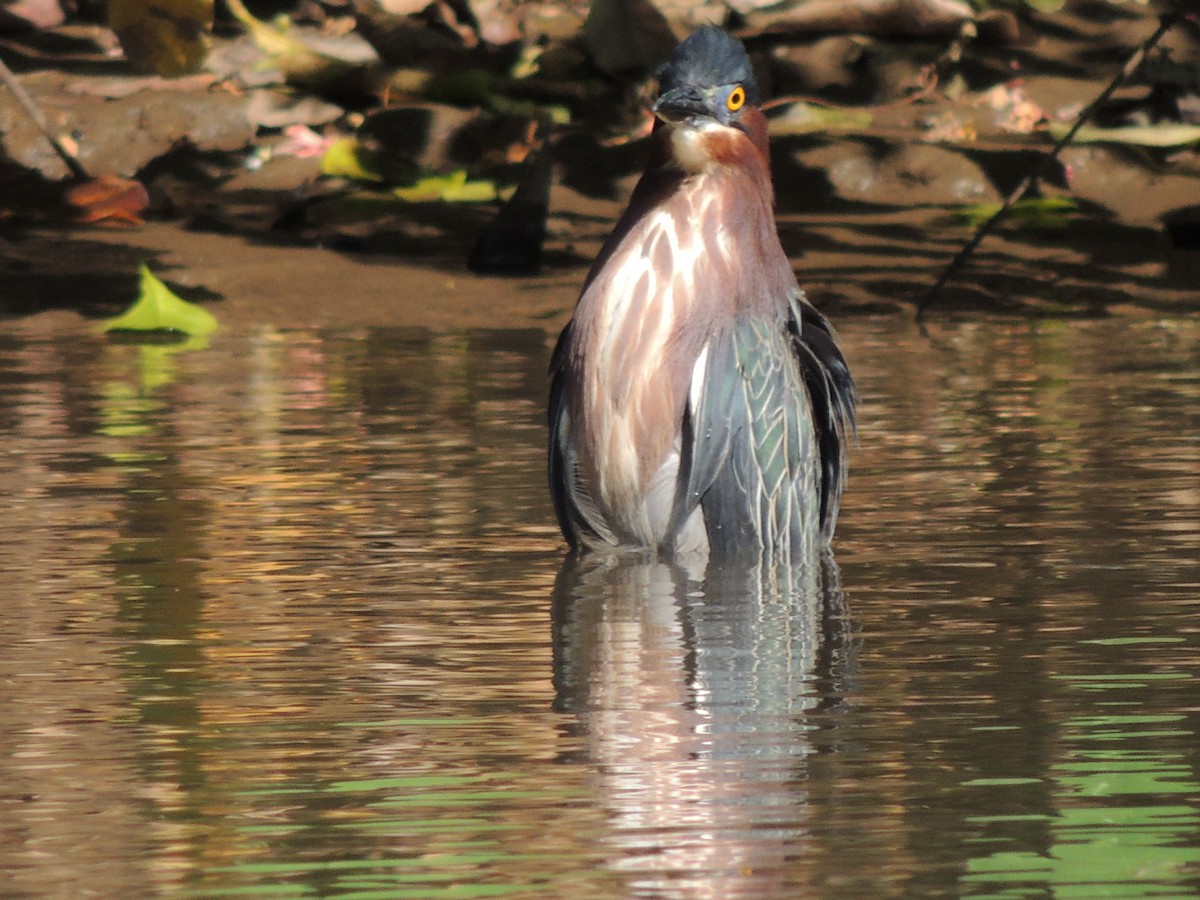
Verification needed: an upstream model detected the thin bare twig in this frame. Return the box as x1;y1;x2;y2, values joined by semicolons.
915;9;1184;320
0;53;89;180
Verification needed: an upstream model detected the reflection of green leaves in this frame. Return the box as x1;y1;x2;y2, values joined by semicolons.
98;381;162;438
966;791;1200;890
223;708;587;895
966;805;1200;888
102;264;218;337
97;268;214;437
97;337;207;437
1050;122;1200;148
394;171;497;204
139;339;212;391
965;668;1200;896
953;196;1078;229
1051;672;1189;691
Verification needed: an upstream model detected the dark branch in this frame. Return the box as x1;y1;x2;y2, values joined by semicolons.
915;7;1187;320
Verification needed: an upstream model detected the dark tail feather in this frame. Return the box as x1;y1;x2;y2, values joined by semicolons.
788;297;857;537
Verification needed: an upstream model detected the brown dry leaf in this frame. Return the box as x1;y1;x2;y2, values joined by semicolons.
109;0;214;77
65;175;152;226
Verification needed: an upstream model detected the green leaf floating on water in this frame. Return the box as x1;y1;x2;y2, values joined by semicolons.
953;196;1079;230
101;263;218;336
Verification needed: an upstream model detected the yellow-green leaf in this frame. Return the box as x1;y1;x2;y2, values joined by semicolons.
109;0;213;77
953;196;1079;230
223;0;370;90
393;171;497;203
769;102;873;136
320;138;384;182
101;263;218;336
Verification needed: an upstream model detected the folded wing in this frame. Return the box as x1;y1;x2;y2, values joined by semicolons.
670;293;856;561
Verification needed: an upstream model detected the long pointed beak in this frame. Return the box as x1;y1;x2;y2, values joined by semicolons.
653;86;713;125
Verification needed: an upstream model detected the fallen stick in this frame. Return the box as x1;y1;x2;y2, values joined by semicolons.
0;53;89;180
915;7;1187;320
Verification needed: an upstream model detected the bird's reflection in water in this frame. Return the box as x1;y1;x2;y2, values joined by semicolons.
553;551;854;898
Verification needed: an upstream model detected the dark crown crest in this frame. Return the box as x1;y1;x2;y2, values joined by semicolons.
657;27;760;106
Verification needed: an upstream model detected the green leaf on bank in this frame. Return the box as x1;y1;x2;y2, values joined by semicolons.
953;196;1079;230
223;0;375;91
1020;0;1066;12
393;171;497;203
320;138;384;182
973;0;1065;10
101;264;218;337
1049;122;1200;148
769;102;873;136
109;0;213;77
418;70;571;124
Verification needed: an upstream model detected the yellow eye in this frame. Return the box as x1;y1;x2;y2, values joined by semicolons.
726;85;746;112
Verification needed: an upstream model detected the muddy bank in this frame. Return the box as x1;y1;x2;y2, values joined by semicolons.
5;186;1197;342
2;3;1200;332
2;218;580;334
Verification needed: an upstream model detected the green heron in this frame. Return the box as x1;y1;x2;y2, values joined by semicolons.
549;26;856;563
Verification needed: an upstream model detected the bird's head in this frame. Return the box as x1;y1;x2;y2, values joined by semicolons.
651;27;766;174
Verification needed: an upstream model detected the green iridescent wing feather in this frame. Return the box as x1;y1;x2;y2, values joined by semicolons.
671;296;855;560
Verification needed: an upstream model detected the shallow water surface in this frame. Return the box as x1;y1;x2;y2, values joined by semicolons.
1;316;1198;898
